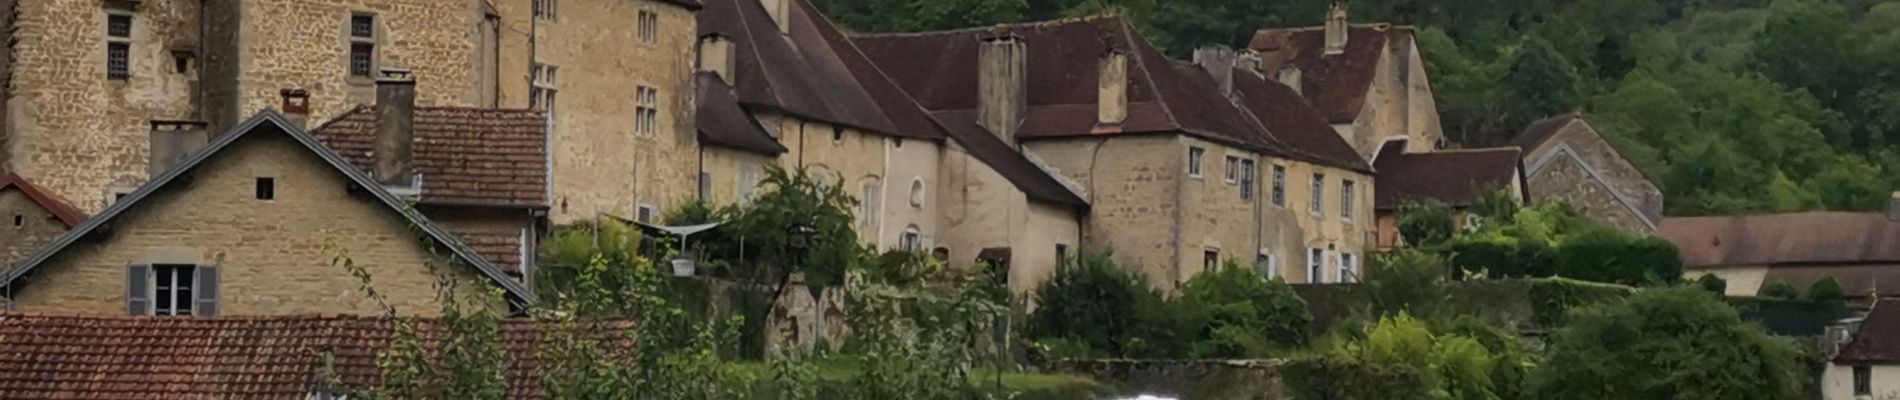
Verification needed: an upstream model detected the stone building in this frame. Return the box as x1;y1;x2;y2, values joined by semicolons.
0;173;86;270
1511;113;1662;233
1370;142;1523;248
0;112;531;316
1249;4;1446;161
857;17;1376;290
694;0;1089;294
1662;210;1900;300
0;0;700;228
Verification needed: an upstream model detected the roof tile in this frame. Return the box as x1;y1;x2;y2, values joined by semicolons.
1659;212;1900;268
1372;142;1521;210
1249;25;1407;123
312;106;549;208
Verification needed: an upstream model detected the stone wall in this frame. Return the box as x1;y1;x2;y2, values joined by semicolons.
5;0;202;212
506;0;700;225
1528;153;1654;233
1521;118;1663;232
1341;30;1443;160
934;140;1081;295
0;188;69;270
1180;137;1266;284
698;145;776;207
1049;359;1286;400
1025;135;1183;290
235;0;480;127
7;132;490;316
1268;159;1374;284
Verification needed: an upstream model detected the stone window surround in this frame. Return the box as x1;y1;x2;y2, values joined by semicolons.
345;12;381;83
638;9;660;45
151;264;197;316
254;176;276;201
1310;173;1325;217
635;84;658;135
1341;179;1355;223
1307;248;1324;283
1202;247;1220;271
104;8;135;81
1271;164;1286;207
1187;146;1205;178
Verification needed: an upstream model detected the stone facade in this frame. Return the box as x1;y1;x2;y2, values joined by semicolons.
1519;117;1662;233
5;131;490;316
934;141;1082;295
0;189;69;269
1338;29;1443;160
496;0;700;224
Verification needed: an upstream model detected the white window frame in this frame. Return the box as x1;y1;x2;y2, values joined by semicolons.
1257;250;1279;279
1223;155;1240;184
532;63;559;123
1310;173;1326;217
1271;165;1286;207
1341;179;1356;222
152;264;196;316
859;178;881;234
1308;248;1324;284
901;226;922;251
638;10;659;44
1341;253;1357;283
534;0;558;21
1187;147;1205;178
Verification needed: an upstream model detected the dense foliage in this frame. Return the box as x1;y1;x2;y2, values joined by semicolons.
1431;200;1681;286
1287;313;1536;400
1028;254;1311;359
815;0;1900;215
1530;287;1803;400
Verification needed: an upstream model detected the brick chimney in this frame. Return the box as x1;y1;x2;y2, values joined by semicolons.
1096;48;1128;128
761;0;792;34
1888;192;1900;221
977;30;1026;144
279;88;310;129
373;68;416;188
1193;45;1238;99
148;120;209;176
1324;3;1349;55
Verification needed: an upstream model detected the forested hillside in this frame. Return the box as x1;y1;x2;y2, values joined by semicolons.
815;0;1900;216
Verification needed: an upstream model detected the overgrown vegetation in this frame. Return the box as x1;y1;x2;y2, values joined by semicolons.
1530;287;1804;400
1400;197;1683;287
1028;254;1311;359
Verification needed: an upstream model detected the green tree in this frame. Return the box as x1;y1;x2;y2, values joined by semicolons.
1761;280;1800;300
1365;249;1451;317
1399;200;1457;247
1530;287;1801;400
720;166;861;307
1027;252;1159;356
1695;274;1728;295
1808;276;1845;303
1497;36;1583;144
1169;260;1312;358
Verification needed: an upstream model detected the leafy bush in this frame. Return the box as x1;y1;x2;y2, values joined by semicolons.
1808;276;1845;302
1167;261;1311;358
1531;287;1802;400
1529;278;1635;327
1440;202;1682;287
1696;274;1728;295
1287;313;1529;400
1027;253;1158;357
1398;200;1457;247
1553;229;1681;286
1365;249;1452;317
1762;280;1801;299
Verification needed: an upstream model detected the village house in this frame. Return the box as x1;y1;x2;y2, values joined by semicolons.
1249;4;1446;161
0;112;532;316
1825;299;1900;399
0;174;87;269
694;0;1089;294
855;17;1375;289
0;0;700;227
1370;142;1525;248
1661;208;1900;301
1511;113;1664;233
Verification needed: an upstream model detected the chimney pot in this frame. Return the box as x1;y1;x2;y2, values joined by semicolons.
279;88;310;129
977;31;1026;144
374;68;417;188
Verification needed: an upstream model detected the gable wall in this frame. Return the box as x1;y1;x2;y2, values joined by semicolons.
7;132;485;316
1524;120;1664;229
0;189;68;270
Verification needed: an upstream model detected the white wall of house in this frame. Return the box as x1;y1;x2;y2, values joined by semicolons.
1823;363;1900;399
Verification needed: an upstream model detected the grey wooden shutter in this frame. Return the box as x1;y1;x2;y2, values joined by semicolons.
125;264;150;315
194;266;219;316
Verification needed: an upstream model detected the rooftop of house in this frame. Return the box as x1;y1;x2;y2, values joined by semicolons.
1248;24;1416;124
0;173;87;228
1372;141;1521;210
1839;300;1900;364
696;0;945;141
1231;67;1372;172
696;73;788;155
312;106;550;209
0;313;631;398
1509;112;1587;151
1660;212;1900;269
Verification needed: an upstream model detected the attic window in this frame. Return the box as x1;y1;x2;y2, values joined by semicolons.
13;214;22;227
255;177;275;200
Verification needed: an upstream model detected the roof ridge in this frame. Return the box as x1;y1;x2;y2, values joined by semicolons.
850;15;1127;39
1426;146;1522;154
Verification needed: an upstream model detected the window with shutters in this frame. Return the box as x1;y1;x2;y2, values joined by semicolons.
105;11;133;81
1187;147;1205;178
348;14;376;78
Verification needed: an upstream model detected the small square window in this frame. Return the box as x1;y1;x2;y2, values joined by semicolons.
255;177;275;200
107;14;133;38
1203;249;1220;271
350;15;375;39
12;214;22;227
636;204;655;223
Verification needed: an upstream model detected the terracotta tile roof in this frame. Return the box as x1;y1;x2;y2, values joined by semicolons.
0;173;87;228
1839;300;1900;364
1231;69;1373;172
1659;212;1900;269
451;229;526;274
1372;142;1521;210
854;17;1287;152
0;313;633;399
928;109;1088;208
697;0;944;140
696;73;787;154
1248;25;1410;123
312;106;549;208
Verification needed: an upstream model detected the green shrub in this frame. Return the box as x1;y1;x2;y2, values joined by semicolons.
1696;274;1728;295
1447;236;1557;279
1366;249;1452;317
1555;229;1681;286
1027;252;1158;356
1531;288;1802;400
1808;277;1845;302
1398;200;1457;247
1288;313;1527;400
1762;280;1801;299
1529;278;1635;327
1282;356;1431;400
1167;261;1312;358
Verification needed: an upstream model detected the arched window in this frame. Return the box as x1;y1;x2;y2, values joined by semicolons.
900;225;922;251
909;178;926;207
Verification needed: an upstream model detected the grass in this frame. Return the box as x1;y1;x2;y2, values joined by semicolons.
729;357;1117;399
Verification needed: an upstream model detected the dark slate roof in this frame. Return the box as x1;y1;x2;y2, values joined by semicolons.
1248;25;1410;123
1839;300;1900;364
1372;142;1521;210
696;73;786;154
697;0;944;140
0;173;86;228
1231;69;1373;173
1659;212;1900;269
0;313;632;399
854;17;1291;152
1508;112;1584;150
928;109;1088;208
1;112;535;304
656;0;703;10
312;106;549;208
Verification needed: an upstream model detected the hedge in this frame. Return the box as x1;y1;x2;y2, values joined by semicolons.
1529;278;1636;327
